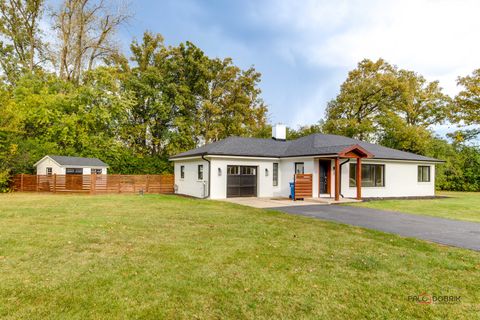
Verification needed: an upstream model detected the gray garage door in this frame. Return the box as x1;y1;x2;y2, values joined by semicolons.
227;166;257;197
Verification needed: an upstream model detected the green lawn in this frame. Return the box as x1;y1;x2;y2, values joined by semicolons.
347;191;480;223
0;194;479;319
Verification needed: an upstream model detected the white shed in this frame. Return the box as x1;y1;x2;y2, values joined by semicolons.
34;155;108;175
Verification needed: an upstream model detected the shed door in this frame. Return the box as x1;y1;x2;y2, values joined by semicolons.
227;166;257;197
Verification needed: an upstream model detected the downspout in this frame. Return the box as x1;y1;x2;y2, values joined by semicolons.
201;154;211;199
339;159;350;198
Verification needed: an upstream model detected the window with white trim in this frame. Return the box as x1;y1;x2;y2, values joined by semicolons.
273;163;278;186
418;166;430;182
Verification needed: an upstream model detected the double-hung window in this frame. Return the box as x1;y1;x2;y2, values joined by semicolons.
418;166;430;182
198;165;203;180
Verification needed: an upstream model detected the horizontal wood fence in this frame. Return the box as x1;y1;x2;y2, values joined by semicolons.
294;173;313;200
12;174;174;194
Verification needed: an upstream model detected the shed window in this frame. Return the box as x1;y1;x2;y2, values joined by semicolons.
273;163;279;186
350;164;385;187
180;165;185;179
66;168;83;174
46;167;52;175
295;162;304;174
91;168;102;174
198;165;203;180
418;166;430;182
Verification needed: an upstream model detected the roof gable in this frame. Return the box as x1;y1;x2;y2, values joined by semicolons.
34;155;108;167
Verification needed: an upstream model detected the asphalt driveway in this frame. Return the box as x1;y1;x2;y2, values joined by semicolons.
270;204;480;251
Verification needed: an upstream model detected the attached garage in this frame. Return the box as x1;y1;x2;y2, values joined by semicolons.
227;165;257;197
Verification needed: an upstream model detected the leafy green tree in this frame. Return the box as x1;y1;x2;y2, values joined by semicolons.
287;121;324;140
0;0;46;83
324;59;400;141
453;69;480;139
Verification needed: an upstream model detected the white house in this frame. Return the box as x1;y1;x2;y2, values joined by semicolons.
169;125;443;200
34;155;108;175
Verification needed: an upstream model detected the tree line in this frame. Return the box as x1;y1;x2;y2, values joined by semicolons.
0;0;478;191
289;59;480;191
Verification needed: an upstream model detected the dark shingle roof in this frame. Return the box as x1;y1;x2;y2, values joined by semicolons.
48;155;108;167
170;134;442;162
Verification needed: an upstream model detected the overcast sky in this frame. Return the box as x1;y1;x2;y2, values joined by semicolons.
118;0;479;132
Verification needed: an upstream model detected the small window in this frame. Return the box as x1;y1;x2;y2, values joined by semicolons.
198;165;203;180
350;164;385;187
180;165;185;179
295;162;304;174
66;168;83;175
418;166;430;182
241;166;256;175
227;166;239;175
91;168;102;174
273;163;279;186
46;167;52;175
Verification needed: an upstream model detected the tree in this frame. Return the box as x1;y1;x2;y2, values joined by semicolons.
287;121;324;140
122;32;269;157
0;0;46;82
52;0;129;83
395;70;450;127
324;58;450;155
453;69;480;139
324;59;400;141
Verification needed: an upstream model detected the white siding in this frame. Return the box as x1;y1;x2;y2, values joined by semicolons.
172;156;436;199
36;158;64;175
209;157;276;199
35;157;107;175
340;159;435;198
275;158;316;198
174;158;210;198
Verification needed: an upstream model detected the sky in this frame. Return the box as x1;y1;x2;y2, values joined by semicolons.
116;0;480;133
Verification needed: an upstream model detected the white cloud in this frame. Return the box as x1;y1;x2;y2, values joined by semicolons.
251;0;480;126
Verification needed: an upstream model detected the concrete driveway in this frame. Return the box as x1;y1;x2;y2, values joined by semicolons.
269;204;480;251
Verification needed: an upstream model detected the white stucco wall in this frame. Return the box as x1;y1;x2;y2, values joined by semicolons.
174;158;210;198
275;158;316;198
340;159;435;198
172;156;436;199
35;157;108;175
36;158;65;175
209;157;278;199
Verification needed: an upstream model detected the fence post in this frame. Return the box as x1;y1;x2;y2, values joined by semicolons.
20;173;24;192
36;175;39;192
146;175;149;193
53;174;57;193
90;174;96;195
118;175;121;193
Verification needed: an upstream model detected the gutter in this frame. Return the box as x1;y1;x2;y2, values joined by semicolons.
201;155;211;199
339;159;350;198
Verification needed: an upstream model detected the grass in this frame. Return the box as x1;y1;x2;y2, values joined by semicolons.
0;193;479;319
347;191;480;223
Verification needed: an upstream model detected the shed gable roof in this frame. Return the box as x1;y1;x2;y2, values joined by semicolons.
35;155;108;167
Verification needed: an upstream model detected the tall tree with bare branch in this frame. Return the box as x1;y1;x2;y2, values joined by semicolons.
0;0;45;83
52;0;129;83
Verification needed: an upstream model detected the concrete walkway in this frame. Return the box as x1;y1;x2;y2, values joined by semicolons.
269;204;480;251
222;197;360;208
